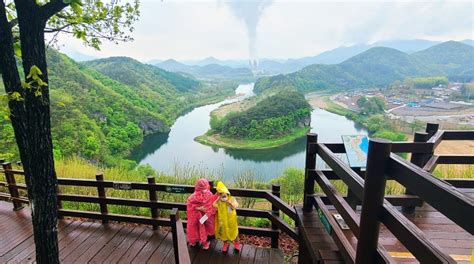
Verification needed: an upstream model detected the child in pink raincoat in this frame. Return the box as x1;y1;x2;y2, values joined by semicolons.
186;178;217;250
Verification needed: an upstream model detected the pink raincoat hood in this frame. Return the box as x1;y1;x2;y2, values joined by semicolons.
194;178;210;192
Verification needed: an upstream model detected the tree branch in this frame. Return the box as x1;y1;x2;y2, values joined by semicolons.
41;0;69;21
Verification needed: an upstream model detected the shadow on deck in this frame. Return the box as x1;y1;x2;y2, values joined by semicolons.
0;202;284;264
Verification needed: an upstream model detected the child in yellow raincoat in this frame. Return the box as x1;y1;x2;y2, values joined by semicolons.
213;181;241;254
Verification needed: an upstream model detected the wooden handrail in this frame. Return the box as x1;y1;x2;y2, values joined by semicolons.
170;208;191;264
388;153;474;234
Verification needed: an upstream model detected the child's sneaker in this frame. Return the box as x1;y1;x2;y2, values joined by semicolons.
222;242;230;254
202;241;210;250
233;241;241;252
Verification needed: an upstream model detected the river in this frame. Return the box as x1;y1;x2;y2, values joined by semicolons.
130;83;368;181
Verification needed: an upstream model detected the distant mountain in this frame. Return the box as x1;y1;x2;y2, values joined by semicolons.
462;39;474;46
254;41;474;93
151;39;474;76
62;50;98;62
85;57;200;93
156;59;252;79
257;39;443;74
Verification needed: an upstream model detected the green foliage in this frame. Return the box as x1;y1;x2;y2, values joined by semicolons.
405;76;449;89
460;83;474;100
45;0;140;50
357;96;385;115
213;91;311;139
255;41;474;93
372;130;407;141
270;167;304;205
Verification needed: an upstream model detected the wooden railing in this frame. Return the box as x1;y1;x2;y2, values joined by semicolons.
0;162;299;262
302;123;474;264
170;208;191;264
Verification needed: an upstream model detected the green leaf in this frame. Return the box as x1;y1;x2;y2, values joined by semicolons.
21;81;32;89
26;65;43;79
13;43;21;58
8;92;23;102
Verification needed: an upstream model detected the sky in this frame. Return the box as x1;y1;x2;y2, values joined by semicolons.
58;0;474;62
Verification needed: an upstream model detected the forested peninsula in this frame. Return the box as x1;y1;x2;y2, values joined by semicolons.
196;91;312;149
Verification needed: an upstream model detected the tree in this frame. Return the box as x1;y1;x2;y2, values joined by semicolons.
0;1;139;263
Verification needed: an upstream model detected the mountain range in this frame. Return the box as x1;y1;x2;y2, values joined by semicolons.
254;41;474;93
150;39;474;75
155;59;252;79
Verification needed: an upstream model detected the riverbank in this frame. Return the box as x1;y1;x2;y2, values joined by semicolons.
195;126;310;150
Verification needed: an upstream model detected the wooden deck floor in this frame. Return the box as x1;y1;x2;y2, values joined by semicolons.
0;202;284;264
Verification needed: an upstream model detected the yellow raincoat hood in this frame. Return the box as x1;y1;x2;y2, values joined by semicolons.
214;181;238;241
216;181;230;195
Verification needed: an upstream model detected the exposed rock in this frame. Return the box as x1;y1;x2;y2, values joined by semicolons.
139;119;169;135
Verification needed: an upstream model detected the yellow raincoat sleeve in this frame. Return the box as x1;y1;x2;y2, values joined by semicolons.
214;196;238;241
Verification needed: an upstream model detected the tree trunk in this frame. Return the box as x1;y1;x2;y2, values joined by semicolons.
1;1;59;263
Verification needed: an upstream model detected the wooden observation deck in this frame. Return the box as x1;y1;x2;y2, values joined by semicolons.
0;122;473;263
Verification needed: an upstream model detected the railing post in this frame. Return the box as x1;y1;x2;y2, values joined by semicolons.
2;162;23;210
303;133;317;212
402;132;430;213
96;173;108;224
148;176;159;230
271;184;280;248
170;208;180;264
355;139;392;264
426;123;439;138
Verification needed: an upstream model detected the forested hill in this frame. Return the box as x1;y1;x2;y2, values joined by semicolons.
254;41;474;93
210;91;312;140
156;59;253;79
1;49;232;166
85;57;200;92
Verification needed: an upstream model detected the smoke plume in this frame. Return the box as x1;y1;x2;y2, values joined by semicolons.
222;0;273;71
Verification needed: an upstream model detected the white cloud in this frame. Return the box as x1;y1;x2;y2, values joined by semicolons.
57;0;474;61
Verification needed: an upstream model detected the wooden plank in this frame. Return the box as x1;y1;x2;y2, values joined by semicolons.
211;239;241;264
191;239;218;264
269;248;284;263
104;226;145;263
441;130;474;140
130;230;167;263
146;232;174;264
59;222;102;261
267;212;298;241
58;195;269;218
437;155;474;165
57;178;268;198
61;223;116;263
254;247;270;264
265;191;297;220
117;227;155;263
71;224;124;263
88;225;134;263
8;221;81;263
235;244;255;264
